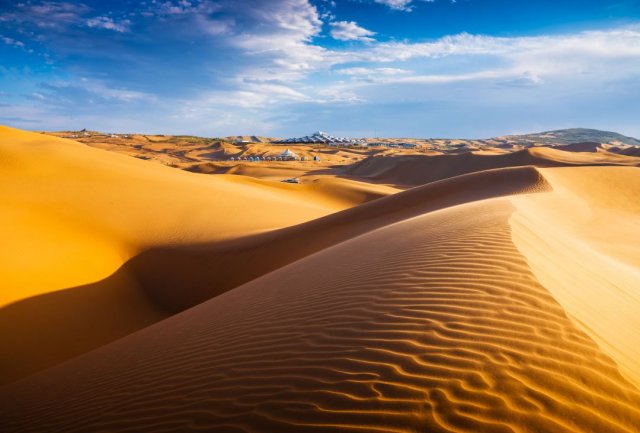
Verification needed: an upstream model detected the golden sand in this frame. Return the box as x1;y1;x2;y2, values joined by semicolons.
1;126;640;432
0;126;395;383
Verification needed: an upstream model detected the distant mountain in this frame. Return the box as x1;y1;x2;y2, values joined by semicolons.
499;128;640;146
224;135;272;143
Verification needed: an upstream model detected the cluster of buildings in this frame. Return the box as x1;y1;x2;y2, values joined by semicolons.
62;130;131;139
229;149;320;162
274;131;365;147
226;131;421;163
273;131;421;149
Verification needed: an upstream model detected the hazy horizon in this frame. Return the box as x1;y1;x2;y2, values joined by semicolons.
24;126;640;142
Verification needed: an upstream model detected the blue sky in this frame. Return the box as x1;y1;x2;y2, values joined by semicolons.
1;0;639;138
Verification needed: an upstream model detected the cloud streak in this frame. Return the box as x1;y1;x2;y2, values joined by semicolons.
330;21;376;41
372;0;434;12
85;16;131;32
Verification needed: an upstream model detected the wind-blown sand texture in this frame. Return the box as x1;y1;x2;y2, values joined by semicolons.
2;126;640;432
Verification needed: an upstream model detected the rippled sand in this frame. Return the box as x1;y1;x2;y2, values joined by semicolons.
1;126;640;432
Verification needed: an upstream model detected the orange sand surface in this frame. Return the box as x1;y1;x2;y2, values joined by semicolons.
0;126;396;383
1;126;640;432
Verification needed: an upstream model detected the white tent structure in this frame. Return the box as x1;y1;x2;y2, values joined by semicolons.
275;131;362;146
278;148;298;160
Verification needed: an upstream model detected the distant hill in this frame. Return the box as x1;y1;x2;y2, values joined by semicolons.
499;128;640;146
224;135;272;143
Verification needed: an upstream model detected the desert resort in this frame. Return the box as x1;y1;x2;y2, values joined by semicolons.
230;147;321;162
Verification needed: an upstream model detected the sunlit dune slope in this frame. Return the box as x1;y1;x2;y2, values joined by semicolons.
0;126;394;384
0;126;349;304
511;166;640;388
3;170;640;432
344;146;640;186
214;173;399;207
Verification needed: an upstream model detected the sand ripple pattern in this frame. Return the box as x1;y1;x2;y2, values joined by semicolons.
2;199;640;432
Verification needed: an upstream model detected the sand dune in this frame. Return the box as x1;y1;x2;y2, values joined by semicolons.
0;166;544;385
617;146;640;157
3;171;640;432
0;126;393;384
0;126;345;304
2;125;640;432
343;147;640;186
116;166;547;314
553;141;603;152
511;166;640;388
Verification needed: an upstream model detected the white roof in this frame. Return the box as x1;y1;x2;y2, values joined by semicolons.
277;131;359;144
280;148;297;157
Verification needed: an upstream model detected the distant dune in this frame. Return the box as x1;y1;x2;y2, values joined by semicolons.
342;146;639;187
1;125;640;432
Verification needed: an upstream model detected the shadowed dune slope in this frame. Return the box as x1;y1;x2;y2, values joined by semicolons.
0;165;546;385
125;166;549;313
554;141;603;152
0;125;394;384
3;196;640;433
343;147;639;187
618;146;640;157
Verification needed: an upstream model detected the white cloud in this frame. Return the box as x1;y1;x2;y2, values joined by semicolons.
373;0;434;12
86;16;131;32
165;24;640;134
340;28;640;81
337;67;409;76
383;69;519;84
0;2;90;29
197;83;311;109
330;21;376;42
85;81;152;102
314;87;364;103
156;0;201;15
1;36;25;48
148;0;222;17
374;0;414;10
230;0;327;83
290;25;640;118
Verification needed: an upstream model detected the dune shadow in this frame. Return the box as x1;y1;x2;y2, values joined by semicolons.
327;149;585;187
0;165;552;385
0;267;167;385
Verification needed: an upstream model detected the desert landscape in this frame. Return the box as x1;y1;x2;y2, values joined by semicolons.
1;124;640;432
2;0;640;431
